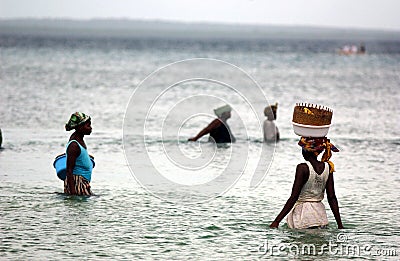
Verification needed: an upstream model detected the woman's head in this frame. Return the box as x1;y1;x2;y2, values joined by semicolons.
298;136;339;172
264;103;278;120
214;104;232;120
76;120;92;135
220;111;231;120
65;112;92;134
301;148;316;161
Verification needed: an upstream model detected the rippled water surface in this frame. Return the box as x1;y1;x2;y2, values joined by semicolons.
0;33;399;260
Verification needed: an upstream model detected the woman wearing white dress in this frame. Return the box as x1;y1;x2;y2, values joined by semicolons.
263;103;279;142
270;137;343;229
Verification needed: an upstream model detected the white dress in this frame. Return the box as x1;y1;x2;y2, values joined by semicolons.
287;162;330;229
263;120;279;142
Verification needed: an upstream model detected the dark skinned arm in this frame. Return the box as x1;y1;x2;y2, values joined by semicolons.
66;142;81;195
188;119;221;141
326;171;344;229
270;163;308;228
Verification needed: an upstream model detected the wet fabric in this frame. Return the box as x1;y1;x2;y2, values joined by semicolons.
287;202;329;229
287;162;330;229
66;140;93;182
64;174;92;196
209;120;234;143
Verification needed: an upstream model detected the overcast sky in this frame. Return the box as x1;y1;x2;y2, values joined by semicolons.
1;0;399;30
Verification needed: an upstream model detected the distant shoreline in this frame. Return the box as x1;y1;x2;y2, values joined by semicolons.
1;18;399;41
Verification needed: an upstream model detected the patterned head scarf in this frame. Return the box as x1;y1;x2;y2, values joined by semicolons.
298;137;339;173
65;112;91;131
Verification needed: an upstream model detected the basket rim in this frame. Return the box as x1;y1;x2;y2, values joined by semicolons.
292;121;331;128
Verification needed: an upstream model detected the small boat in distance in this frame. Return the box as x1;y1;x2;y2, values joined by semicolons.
338;43;366;55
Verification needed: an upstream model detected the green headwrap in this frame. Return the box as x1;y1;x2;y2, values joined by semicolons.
65;112;91;131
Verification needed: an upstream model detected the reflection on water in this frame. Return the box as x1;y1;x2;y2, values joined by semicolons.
1;137;399;259
0;35;399;259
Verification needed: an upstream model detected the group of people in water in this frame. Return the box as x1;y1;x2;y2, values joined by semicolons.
62;103;343;229
188;103;279;144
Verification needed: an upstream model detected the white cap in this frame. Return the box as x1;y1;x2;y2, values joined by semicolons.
214;104;232;117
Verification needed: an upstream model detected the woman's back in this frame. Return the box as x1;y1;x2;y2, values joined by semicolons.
298;162;329;202
209;120;233;143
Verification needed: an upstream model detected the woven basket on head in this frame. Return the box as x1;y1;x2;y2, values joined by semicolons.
292;103;332;126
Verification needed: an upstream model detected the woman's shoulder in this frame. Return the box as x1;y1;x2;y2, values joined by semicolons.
296;163;310;175
297;162;309;170
298;162;312;173
209;119;223;128
67;140;83;152
67;139;80;146
295;163;310;183
67;140;80;148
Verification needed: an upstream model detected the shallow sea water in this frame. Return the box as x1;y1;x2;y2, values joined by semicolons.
0;34;399;260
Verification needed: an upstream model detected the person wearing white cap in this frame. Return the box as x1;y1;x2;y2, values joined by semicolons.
188;104;236;143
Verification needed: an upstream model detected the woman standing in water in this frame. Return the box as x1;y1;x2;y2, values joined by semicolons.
64;112;93;196
188;104;236;143
263;103;280;142
270;137;343;229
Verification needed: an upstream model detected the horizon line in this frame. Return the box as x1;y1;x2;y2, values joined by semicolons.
1;17;399;33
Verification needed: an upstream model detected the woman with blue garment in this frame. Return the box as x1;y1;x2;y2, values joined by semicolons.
64;112;93;196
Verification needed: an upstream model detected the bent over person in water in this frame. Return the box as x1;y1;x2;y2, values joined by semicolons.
64;112;93;196
270;137;343;229
188;104;236;143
